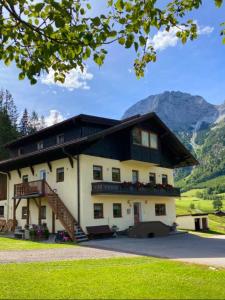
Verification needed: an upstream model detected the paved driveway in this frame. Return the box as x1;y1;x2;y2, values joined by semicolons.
82;233;225;268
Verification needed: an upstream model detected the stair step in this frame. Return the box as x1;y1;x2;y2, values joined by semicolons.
76;237;89;242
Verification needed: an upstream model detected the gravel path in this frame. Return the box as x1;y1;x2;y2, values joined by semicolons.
0;246;137;264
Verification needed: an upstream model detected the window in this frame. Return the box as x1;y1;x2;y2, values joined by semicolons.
149;172;156;185
37;141;44;150
57;134;64;144
18;147;24;156
41;206;46;219
93;165;103;180
150;133;158;149
132;128;158;149
162;174;168;185
22;206;27;219
39;170;47;180
22;175;28;183
0;206;4;217
132;128;141;145
113;203;122;218
56;167;64;182
132;170;139;183
94;203;103;219
141;131;149;147
155;204;166;216
112;168;120;182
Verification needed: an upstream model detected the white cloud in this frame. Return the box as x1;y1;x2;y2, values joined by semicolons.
45;110;64;127
148;22;214;52
41;67;93;91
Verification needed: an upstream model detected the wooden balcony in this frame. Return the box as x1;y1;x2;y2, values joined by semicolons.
14;180;45;199
92;182;180;197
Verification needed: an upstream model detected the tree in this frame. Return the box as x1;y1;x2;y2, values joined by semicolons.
19;109;29;136
213;198;223;211
28;111;40;134
0;109;18;160
0;0;223;84
0;89;18;128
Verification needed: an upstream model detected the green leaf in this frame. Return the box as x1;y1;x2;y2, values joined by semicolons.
125;34;134;48
19;72;25;80
215;0;223;7
35;3;45;13
118;37;125;45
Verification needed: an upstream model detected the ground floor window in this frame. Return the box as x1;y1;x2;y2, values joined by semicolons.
41;206;46;219
155;204;166;216
94;203;103;219
113;203;122;218
22;206;27;219
0;206;4;217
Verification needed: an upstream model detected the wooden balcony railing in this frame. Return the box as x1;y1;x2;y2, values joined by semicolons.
92;182;180;197
14;180;45;198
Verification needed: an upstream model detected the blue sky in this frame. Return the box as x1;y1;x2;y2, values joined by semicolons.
0;1;224;122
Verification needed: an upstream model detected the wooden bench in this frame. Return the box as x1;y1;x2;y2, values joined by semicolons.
86;225;114;239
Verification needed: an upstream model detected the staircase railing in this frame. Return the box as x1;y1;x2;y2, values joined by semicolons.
43;181;76;241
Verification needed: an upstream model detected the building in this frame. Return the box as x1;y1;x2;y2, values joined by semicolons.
176;214;209;231
0;112;197;241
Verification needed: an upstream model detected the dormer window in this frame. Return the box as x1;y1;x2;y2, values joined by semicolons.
37;141;44;150
57;134;64;144
132;128;158;149
18;147;24;156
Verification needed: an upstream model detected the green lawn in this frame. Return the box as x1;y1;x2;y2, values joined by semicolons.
0;236;75;250
0;257;225;299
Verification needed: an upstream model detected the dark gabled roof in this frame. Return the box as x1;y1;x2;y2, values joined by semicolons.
5;113;119;148
0;112;198;172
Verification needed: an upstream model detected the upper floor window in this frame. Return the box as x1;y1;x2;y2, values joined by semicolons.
155;204;166;216
22;175;28;183
37;141;44;150
149;172;156;185
0;206;4;217
112;168;120;182
132;128;158;149
162;174;168;185
132;170;139;183
18;147;24;156
56;167;64;182
57;134;64;144
93;165;103;180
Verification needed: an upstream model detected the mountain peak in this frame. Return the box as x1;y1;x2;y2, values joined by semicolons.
123;91;218;132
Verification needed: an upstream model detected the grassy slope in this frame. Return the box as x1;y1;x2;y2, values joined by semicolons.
176;175;225;190
0;236;75;250
1;257;225;299
176;190;225;234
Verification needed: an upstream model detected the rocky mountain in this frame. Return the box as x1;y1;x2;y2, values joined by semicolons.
123;91;225;189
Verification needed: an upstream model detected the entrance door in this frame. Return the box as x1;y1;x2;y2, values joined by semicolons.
133;203;141;224
202;218;208;230
194;218;201;231
39;170;47;180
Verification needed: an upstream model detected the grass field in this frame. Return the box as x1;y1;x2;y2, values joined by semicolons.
0;257;225;299
0;236;75;250
176;189;225;234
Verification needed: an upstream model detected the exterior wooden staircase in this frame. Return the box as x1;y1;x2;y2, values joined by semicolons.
44;181;88;242
13;180;88;242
